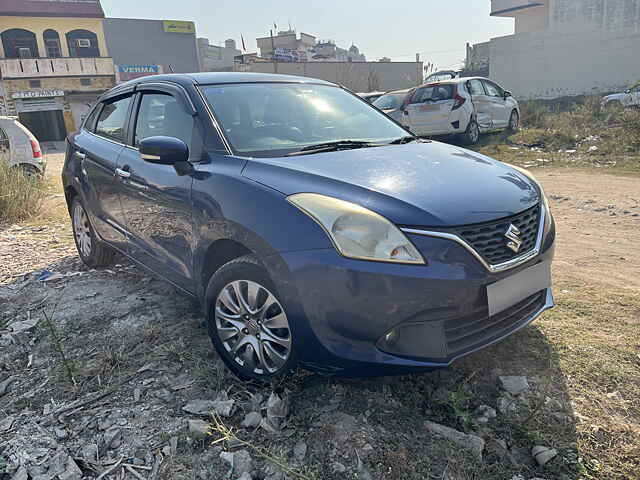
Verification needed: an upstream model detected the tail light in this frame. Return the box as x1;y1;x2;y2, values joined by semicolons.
452;87;466;110
30;139;42;159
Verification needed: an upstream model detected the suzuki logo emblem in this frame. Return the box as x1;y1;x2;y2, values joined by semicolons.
504;224;523;253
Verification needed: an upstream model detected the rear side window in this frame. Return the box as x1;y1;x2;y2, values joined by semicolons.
411;85;454;104
95;96;132;142
83;103;102;132
468;80;486;96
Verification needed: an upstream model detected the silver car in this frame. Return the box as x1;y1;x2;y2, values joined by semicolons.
0;116;46;176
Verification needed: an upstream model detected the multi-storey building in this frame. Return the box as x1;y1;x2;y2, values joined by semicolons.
471;0;640;98
197;38;241;72
0;0;115;141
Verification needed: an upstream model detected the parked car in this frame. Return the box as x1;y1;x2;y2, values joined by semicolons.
357;91;385;103
375;77;520;145
372;88;414;122
0;116;45;176
63;72;555;381
602;83;640;108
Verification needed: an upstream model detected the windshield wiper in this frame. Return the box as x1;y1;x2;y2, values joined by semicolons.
285;140;383;156
389;135;421;144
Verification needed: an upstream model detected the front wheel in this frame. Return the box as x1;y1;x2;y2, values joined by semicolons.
461;119;480;145
204;255;297;381
70;197;115;268
508;110;520;132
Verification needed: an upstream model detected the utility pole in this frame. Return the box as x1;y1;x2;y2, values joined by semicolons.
270;29;278;74
416;53;422;84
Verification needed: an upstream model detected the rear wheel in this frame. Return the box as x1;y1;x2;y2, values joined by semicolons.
205;255;296;381
71;197;115;268
508;110;520;132
461;119;479;145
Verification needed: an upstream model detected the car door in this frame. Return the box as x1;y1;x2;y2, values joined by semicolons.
404;84;455;135
467;79;492;131
117;85;199;291
71;93;133;251
482;80;510;129
626;85;640;107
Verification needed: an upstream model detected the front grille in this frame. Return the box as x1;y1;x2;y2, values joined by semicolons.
452;205;541;265
444;290;546;356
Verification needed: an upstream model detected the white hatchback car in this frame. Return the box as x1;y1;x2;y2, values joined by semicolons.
376;77;520;145
602;84;640;109
0;116;45;176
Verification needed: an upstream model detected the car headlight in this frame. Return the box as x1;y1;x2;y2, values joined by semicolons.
288;193;425;265
511;165;552;232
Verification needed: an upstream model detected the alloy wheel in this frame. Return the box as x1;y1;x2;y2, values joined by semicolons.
73;203;92;258
215;280;292;375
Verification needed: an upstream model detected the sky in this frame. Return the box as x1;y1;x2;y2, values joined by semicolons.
101;0;515;71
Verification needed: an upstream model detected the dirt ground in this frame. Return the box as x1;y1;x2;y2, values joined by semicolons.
1;151;639;480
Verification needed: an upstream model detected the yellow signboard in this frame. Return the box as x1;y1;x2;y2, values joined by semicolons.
163;20;195;34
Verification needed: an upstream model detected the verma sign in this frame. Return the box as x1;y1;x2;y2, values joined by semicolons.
116;65;163;83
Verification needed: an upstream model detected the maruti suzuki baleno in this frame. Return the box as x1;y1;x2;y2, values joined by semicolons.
63;73;555;381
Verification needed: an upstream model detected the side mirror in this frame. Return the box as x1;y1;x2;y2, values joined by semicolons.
625;89;631;94
504;90;512;98
139;136;189;165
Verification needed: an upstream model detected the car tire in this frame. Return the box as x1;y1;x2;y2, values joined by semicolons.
204;255;297;382
508;110;520;132
461;119;480;145
70;197;116;268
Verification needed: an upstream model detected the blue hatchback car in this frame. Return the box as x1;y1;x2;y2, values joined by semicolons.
63;73;555;380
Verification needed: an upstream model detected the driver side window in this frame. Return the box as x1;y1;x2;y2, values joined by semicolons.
483;81;503;98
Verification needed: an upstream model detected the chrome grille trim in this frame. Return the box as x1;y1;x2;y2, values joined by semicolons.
401;206;546;273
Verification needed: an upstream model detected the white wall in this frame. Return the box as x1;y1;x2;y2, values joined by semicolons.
490;28;640;98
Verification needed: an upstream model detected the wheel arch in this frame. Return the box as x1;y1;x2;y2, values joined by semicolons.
198;238;254;295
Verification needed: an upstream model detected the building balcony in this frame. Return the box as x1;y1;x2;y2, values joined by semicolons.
491;0;545;17
0;57;114;79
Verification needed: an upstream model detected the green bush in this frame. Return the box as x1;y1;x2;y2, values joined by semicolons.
0;162;46;223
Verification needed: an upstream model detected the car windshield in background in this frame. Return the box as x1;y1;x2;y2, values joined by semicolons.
373;93;405;110
201;83;408;157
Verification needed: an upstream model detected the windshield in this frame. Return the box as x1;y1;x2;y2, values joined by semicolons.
373;93;406;111
201;83;408;157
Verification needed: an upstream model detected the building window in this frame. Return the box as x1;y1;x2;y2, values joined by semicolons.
66;29;100;58
80;78;92;86
29;80;42;88
1;29;39;59
43;29;62;58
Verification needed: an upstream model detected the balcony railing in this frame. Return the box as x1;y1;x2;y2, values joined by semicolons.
0;57;114;79
491;0;544;16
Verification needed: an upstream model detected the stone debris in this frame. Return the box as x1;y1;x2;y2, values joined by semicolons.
241;411;262;428
260;392;290;433
220;449;253;477
188;419;210;439
424;421;485;459
499;376;530;396
293;440;307;463
474;405;497;424
532;445;558;466
182;395;235;417
331;461;347;473
0;376;17;396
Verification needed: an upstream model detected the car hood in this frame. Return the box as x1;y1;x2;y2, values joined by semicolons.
242;141;540;227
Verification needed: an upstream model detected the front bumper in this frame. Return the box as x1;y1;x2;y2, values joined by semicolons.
263;227;555;375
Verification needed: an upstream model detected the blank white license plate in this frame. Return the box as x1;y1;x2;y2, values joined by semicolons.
487;261;551;316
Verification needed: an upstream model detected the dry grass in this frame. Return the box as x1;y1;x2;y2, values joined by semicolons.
0;162;46;223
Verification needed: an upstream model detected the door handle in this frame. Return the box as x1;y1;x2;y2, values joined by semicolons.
115;167;131;179
74;151;86;160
